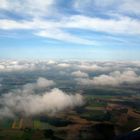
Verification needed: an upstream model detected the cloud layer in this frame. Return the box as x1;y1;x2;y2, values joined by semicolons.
1;60;140;87
1;60;140;118
71;70;88;78
0;77;84;119
76;70;140;86
0;0;139;46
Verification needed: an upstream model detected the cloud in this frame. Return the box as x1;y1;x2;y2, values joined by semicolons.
47;60;56;65
0;0;140;47
74;0;117;13
36;28;96;45
0;7;139;46
71;70;88;78
1;14;140;35
1;60;140;73
64;15;140;35
19;77;55;95
0;60;33;72
76;70;140;86
2;0;139;19
119;0;140;15
57;63;71;68
74;0;140;16
76;62;111;72
1;60;140;119
0;18;96;45
0;60;43;72
77;63;103;71
0;64;5;70
0;78;84;119
36;77;55;88
0;0;54;17
0;60;73;72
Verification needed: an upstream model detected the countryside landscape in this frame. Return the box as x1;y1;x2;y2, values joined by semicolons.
0;60;140;140
0;0;140;139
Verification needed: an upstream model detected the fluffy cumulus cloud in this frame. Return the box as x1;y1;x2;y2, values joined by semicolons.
77;63;108;72
47;60;56;65
1;60;140;74
0;77;84;119
71;70;88;78
1;60;140;118
76;70;140;86
0;60;49;72
0;60;33;72
57;63;71;68
22;77;55;93
36;77;55;88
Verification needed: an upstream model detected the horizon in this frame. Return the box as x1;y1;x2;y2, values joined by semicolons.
1;1;140;139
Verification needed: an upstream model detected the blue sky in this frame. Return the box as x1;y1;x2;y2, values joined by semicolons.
0;0;140;60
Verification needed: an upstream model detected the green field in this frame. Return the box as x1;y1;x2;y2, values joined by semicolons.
0;119;13;129
34;120;41;129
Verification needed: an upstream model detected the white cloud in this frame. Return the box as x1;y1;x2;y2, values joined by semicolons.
0;78;84;118
22;77;55;94
0;88;84;118
74;0;140;16
74;0;116;11
0;18;96;45
65;15;140;35
36;28;96;45
0;19;33;30
76;70;140;86
71;70;88;78
0;60;37;72
119;0;140;15
0;0;54;17
1;60;140;73
11;0;139;18
0;11;139;45
0;0;140;46
0;64;5;70
0;15;140;35
47;60;56;65
57;63;71;68
36;77;55;88
77;63;110;72
0;60;58;72
93;0;115;7
0;0;9;9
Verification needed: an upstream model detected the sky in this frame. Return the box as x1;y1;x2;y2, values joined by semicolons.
0;0;140;60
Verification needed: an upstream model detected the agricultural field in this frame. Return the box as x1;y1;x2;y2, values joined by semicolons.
1;61;140;140
1;90;140;140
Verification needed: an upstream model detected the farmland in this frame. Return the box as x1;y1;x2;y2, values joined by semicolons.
1;89;140;140
1;61;140;139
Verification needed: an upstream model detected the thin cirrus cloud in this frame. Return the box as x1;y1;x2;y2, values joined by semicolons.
0;15;140;34
0;0;140;47
0;0;54;17
74;0;140;16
